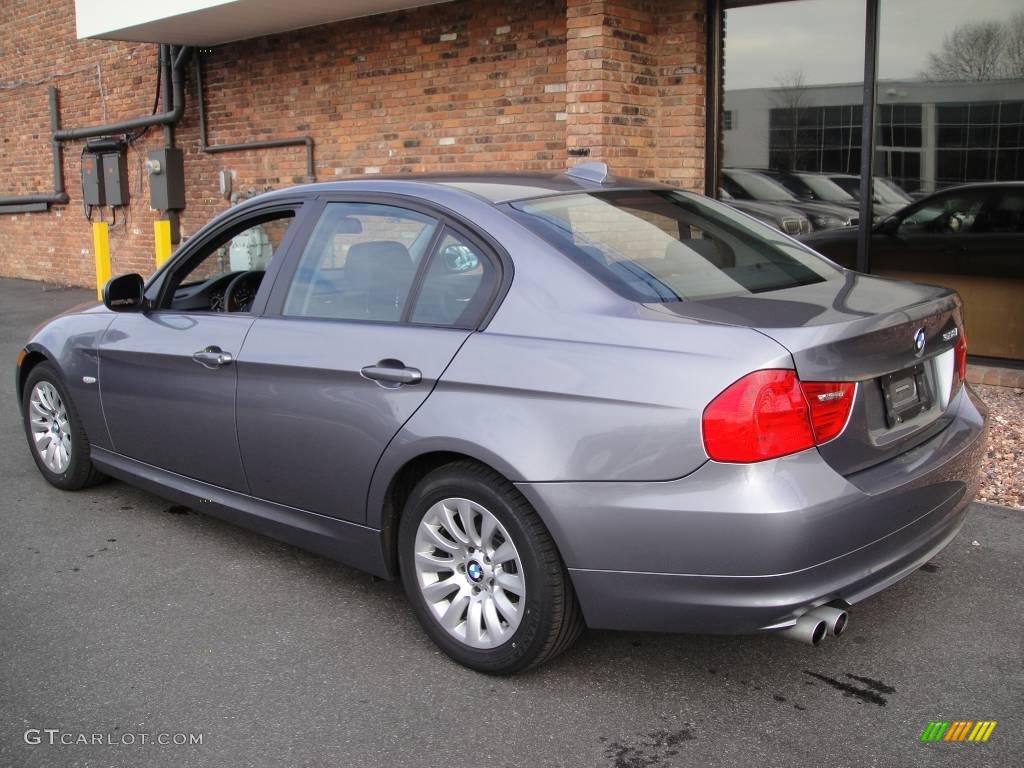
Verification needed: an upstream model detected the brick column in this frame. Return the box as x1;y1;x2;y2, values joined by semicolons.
564;0;708;189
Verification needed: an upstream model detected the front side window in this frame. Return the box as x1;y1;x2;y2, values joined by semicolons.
166;211;295;312
898;190;989;235
508;190;839;302
284;203;439;322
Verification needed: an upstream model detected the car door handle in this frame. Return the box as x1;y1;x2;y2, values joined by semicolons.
360;359;422;387
192;347;234;369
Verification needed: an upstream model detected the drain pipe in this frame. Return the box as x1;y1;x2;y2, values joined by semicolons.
161;45;175;147
0;86;69;208
1;46;189;212
195;57;315;180
53;47;191;141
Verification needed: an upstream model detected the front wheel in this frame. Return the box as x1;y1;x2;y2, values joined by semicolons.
22;362;105;490
398;461;583;674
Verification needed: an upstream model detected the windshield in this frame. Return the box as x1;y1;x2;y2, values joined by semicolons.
875;178;913;205
796;175;855;203
506;190;838;303
831;175;911;206
724;170;799;202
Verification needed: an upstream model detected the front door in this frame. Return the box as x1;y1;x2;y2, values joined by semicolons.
236;199;501;522
99;205;304;491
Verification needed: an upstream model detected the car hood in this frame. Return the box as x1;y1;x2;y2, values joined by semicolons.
798;225;859;245
783;200;858;222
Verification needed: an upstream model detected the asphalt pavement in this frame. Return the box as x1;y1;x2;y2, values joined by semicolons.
1;276;1021;768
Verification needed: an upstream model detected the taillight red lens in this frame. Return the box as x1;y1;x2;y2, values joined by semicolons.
954;329;968;384
800;381;857;444
702;370;815;463
702;370;856;463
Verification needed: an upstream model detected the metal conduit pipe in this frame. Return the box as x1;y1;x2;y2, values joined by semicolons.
195;57;315;180
0;86;69;207
52;47;191;142
1;46;190;211
162;45;175;147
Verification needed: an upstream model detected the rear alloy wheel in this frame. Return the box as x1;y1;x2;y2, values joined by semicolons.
22;362;104;490
398;462;583;674
413;497;527;649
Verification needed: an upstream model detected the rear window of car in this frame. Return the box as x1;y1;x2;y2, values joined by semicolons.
506;190;839;302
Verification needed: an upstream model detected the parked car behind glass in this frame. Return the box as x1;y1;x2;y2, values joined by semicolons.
826;172;911;219
18;166;986;674
801;182;1024;360
722;168;857;230
719;187;812;236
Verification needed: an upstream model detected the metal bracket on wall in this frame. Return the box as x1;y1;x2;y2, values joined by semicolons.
196;57;315;180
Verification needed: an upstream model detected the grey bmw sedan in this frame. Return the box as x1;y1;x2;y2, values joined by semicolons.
17;164;986;674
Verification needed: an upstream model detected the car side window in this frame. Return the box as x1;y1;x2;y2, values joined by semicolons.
410;230;498;328
898;190;988;236
165;211;295;312
976;190;1024;234
284;203;439;322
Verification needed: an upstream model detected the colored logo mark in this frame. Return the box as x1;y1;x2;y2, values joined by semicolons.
920;721;997;742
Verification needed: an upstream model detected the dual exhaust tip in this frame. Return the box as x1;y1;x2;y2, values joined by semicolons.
777;605;849;646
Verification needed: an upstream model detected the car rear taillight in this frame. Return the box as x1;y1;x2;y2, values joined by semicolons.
801;381;857;443
702;370;856;463
954;329;968;385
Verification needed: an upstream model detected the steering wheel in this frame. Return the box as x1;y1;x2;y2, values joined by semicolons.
223;270;265;313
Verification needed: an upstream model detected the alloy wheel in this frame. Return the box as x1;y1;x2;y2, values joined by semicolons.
29;381;72;474
413;497;526;649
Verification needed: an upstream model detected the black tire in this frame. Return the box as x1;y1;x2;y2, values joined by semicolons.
398;461;584;674
21;361;105;491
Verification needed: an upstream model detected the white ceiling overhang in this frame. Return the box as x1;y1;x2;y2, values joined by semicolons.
75;0;452;46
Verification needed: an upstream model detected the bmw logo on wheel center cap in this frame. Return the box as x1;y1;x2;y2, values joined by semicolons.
467;560;484;583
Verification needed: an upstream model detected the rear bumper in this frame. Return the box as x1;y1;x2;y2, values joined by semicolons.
516;386;987;634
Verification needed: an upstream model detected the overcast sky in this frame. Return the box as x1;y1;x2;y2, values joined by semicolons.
725;0;1022;90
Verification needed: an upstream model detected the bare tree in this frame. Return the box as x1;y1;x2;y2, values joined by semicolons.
771;69;812;171
1003;12;1024;78
922;17;1022;80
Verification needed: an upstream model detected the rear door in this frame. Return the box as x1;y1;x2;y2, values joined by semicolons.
235;197;502;523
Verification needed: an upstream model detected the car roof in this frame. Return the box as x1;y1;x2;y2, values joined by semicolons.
254;167;668;205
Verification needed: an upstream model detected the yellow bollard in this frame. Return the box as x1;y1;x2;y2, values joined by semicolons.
92;221;111;301
154;219;172;267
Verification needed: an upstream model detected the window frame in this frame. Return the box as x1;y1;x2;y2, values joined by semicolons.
263;193;511;331
146;197;313;316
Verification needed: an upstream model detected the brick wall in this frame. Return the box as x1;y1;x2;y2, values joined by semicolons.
0;0;707;287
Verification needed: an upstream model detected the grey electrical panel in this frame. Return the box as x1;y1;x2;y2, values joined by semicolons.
81;153;105;207
101;152;129;207
147;148;185;210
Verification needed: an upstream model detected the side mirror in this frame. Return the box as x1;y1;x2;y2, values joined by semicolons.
103;273;145;312
441;244;480;273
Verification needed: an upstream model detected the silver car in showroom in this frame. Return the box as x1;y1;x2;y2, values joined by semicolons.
17;164;986;674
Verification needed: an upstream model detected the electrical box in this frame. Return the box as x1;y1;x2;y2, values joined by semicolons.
101;152;129;207
147;148;185;211
81;153;105;207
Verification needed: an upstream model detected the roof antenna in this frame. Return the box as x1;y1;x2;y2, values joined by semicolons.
566;162;611;184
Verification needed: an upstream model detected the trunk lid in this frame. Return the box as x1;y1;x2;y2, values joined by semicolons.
649;272;965;475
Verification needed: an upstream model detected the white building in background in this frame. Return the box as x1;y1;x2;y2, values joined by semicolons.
724;78;1024;194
